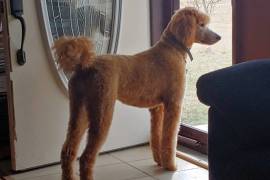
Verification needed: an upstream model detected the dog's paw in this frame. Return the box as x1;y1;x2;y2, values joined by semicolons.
154;159;162;166
166;164;177;171
164;163;177;171
62;175;79;180
161;159;177;171
153;154;162;166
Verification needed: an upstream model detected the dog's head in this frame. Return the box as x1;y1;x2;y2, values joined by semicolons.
164;7;221;48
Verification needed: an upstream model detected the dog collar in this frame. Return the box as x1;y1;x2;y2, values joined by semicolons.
163;35;194;62
173;37;194;62
180;44;193;61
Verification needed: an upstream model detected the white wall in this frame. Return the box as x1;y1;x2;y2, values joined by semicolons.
8;0;151;170
102;0;151;151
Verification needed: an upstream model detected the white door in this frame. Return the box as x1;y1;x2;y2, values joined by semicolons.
8;0;150;171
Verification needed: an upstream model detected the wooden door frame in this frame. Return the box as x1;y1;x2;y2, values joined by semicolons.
150;0;208;154
0;0;16;169
150;0;179;45
232;0;239;64
232;0;270;63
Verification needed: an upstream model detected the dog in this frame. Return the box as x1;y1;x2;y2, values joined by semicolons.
53;7;221;180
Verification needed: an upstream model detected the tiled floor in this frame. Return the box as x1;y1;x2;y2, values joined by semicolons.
3;145;208;180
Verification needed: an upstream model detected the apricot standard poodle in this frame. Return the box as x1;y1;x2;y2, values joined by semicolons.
53;7;221;180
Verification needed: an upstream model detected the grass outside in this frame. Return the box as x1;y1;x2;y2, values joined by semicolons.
181;0;232;126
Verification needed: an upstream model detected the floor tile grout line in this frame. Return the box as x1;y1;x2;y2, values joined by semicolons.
180;167;201;172
108;153;153;163
125;176;156;180
75;161;125;176
109;153;148;164
124;163;159;180
110;153;207;179
94;161;124;168
125;161;204;179
123;174;154;180
110;154;202;171
75;155;124;170
109;154;159;180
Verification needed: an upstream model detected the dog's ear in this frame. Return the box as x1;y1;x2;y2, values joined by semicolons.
170;10;197;47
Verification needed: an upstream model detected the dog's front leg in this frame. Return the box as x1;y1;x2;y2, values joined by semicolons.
161;102;181;171
149;105;164;165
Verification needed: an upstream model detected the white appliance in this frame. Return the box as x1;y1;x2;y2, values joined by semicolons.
8;0;150;171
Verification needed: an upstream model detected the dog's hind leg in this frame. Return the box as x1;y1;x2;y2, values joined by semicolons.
161;102;181;171
79;92;116;180
149;104;164;166
61;101;89;180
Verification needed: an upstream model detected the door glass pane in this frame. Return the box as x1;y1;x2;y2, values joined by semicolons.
45;0;118;53
180;0;232;131
40;0;121;91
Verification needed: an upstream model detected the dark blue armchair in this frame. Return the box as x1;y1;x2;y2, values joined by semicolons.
196;59;270;180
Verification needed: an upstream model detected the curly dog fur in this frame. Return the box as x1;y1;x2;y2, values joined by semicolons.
53;7;221;180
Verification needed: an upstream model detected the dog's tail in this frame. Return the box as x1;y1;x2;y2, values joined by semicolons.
53;36;96;72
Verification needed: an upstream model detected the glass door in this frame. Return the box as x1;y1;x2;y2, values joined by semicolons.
180;0;232;131
151;0;270;156
150;0;233;154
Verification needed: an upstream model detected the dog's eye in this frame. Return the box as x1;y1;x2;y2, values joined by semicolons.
200;23;205;27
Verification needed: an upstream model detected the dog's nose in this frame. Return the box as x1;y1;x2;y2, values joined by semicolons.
216;35;221;40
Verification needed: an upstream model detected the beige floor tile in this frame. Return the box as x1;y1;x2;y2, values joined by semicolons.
5;145;208;180
132;177;156;180
110;145;152;162
181;168;208;180
74;153;123;172
154;168;208;180
93;163;148;180
95;154;123;167
10;173;78;180
152;171;185;180
19;173;63;180
8;154;121;180
8;165;61;180
128;158;198;177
